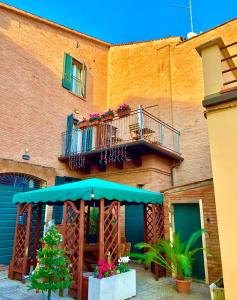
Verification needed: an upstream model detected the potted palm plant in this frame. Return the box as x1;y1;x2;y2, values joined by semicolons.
133;229;206;294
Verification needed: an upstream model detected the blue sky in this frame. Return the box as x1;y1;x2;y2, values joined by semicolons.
2;0;237;43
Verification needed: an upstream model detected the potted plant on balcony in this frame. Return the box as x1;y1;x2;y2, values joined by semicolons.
88;113;101;126
101;109;115;122
78;117;89;129
88;257;136;300
133;229;206;294
116;103;131;118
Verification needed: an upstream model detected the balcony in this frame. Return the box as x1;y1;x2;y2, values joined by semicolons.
59;108;182;172
196;37;237;106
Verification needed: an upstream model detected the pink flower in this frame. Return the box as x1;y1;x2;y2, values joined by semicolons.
35;289;39;294
98;273;103;279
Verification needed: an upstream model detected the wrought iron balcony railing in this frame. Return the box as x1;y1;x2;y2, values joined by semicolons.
60;108;181;169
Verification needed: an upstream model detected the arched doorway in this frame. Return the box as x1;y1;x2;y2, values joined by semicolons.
0;173;46;265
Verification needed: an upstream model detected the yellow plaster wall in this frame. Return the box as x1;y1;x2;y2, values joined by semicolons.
206;101;237;300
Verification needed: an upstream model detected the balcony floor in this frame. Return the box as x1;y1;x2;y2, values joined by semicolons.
59;139;183;164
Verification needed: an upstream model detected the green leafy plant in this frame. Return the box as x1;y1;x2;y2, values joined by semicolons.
132;229;207;280
89;208;99;234
116;256;130;273
29;222;72;300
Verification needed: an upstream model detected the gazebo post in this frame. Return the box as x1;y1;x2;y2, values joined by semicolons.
99;198;105;260
86;204;90;239
77;199;85;300
117;201;121;258
22;203;33;276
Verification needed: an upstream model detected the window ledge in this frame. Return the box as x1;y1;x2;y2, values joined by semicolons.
68;90;86;101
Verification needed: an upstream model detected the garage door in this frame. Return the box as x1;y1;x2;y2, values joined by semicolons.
0;173;45;265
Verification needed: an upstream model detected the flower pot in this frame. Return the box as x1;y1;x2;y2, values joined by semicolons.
102;115;114;122
117;109;131;118
78;121;89;129
175;278;192;294
89;120;101;126
88;269;136;300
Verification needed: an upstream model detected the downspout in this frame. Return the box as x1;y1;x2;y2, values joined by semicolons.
170;161;181;186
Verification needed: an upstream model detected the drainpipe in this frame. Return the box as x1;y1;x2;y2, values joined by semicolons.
170;161;181;186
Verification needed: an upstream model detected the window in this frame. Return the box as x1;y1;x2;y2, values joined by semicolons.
62;53;87;98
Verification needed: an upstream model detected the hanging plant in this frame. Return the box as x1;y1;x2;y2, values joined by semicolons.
101;109;115;122
116;104;131;118
89;113;101;126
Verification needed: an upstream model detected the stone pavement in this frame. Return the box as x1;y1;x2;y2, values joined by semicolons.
0;268;211;300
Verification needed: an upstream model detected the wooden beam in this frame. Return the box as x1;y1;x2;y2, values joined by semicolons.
115;161;123;169
22;204;33;277
86;204;91;239
117;202;121;258
62;202;68;249
97;163;107;172
78;200;85;300
99;199;105;261
131;156;142;167
33;204;42;268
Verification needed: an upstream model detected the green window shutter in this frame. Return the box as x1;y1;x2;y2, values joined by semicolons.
62;53;72;90
81;62;87;98
65;114;74;156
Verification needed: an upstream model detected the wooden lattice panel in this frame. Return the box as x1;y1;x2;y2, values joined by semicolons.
144;204;164;244
62;200;85;299
154;204;164;240
104;201;121;264
28;204;43;267
9;203;32;280
63;201;81;284
13;204;29;271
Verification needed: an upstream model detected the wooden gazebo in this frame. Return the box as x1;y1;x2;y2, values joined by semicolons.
8;178;164;299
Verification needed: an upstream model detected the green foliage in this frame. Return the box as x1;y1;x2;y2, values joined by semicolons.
29;223;72;300
132;229;207;280
89;208;99;234
116;256;130;273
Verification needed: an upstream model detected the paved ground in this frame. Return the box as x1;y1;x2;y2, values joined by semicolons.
0;268;211;300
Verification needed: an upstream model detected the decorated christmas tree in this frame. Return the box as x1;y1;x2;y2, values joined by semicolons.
29;221;72;300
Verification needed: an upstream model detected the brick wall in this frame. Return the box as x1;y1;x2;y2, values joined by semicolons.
0;4;109;179
163;179;222;283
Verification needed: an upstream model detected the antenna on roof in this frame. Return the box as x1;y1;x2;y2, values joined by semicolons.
170;0;195;36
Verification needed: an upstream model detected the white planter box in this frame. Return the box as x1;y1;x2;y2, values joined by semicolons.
88;269;136;300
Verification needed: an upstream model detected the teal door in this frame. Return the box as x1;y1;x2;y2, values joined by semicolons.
173;203;205;281
0;185;24;264
125;205;144;252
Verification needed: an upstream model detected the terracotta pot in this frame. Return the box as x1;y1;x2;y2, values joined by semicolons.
175;278;192;294
78;121;89;129
117;109;131;118
89;120;101;126
102;115;114;122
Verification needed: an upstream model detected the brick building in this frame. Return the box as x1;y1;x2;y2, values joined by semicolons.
0;2;235;283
